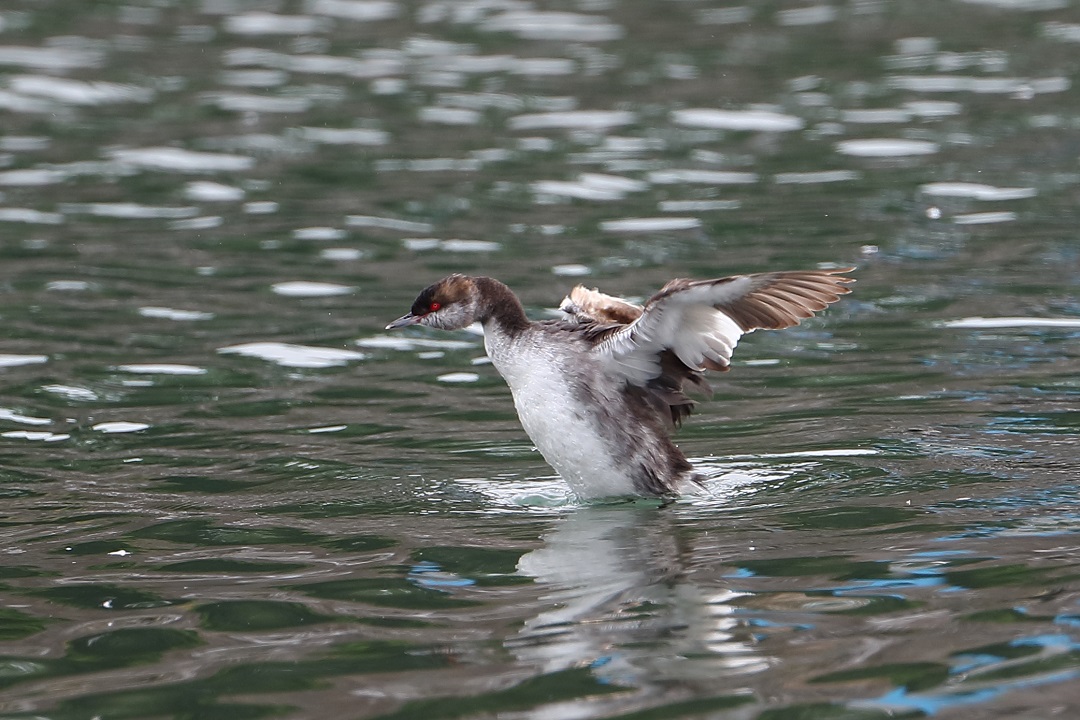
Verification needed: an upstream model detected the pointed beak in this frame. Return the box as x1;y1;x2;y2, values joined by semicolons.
386;312;421;330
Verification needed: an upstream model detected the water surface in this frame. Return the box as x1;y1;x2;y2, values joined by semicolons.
1;1;1078;718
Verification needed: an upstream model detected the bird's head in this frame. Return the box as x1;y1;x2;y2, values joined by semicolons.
385;274;480;331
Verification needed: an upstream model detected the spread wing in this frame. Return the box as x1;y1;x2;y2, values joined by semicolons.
593;267;855;389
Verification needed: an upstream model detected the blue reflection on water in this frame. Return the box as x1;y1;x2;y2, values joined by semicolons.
407;560;475;588
864;668;1080;716
833;577;943;591
857;634;1080;715
870;686;1000;716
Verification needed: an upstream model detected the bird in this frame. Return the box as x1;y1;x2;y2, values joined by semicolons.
386;267;854;500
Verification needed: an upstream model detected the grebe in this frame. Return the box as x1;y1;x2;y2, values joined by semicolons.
387;268;853;499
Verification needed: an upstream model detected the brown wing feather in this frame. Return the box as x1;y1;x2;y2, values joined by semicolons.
694;267;854;333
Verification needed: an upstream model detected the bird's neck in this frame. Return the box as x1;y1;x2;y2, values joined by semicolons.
474;276;531;336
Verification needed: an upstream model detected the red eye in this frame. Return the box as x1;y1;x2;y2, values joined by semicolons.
429;302;441;312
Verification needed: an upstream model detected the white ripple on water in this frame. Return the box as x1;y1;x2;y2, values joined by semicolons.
478;11;623;42
774;170;860;184
371;78;406;94
401;238;501;252
170;216;223;231
0;408;51;426
648;169;759;185
307;0;399;22
46;280;93;291
290;52;405;78
218;69;289;88
533;173;648;202
445;239;502;252
345;215;433;233
320;248;365;261
840;108;912;124
0;89;56;113
421;54;578;77
510;58;576;76
600;217;701;233
298;127;390;146
418;106;483;125
309;424;348;434
919;182;1036;201
293;227;347;241
835;139;940;157
952;211;1018;225
225;48;403;79
604;136;665;153
1043;20;1080;41
114;364;209;375
376;158;482;172
1;430;69;442
184;181;246;202
777;5;837;25
672;108;805;132
0;208;64;224
8;75;153;105
437;372;480;383
403;36;476;56
92;421;150;434
698;7;754;24
0;169;68;186
552;264;592;277
218;342;366;368
222;12;326;35
470;148;512;163
187;134;300;156
886;74;1069;94
138;307;215;321
357;336;477;351
271;281;355;297
964;0;1067;12
37;160;137;179
244;201;279;214
42;384;99;401
939;317;1080;329
60;203;199;219
202;92;313;114
518;137;555;152
903;100;963;118
0;46;105;70
509;110;635;131
658;200;741;211
108;147;255;173
531;182;619;201
730;448;881;460
0;354;48;368
420;54;513;75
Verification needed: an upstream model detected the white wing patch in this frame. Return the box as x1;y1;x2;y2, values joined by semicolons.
596;291;745;384
669;304;743;370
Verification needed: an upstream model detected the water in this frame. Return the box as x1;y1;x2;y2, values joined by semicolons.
1;0;1079;718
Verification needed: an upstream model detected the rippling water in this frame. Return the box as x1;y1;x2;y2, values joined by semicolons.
1;1;1078;718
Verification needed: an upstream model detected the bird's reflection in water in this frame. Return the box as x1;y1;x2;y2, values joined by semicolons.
508;505;770;693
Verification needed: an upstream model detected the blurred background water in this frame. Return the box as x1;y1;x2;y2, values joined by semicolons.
1;1;1079;718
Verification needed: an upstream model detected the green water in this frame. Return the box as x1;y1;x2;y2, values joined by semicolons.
1;1;1078;718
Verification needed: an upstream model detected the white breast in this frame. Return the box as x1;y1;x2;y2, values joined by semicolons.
483;325;640;498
